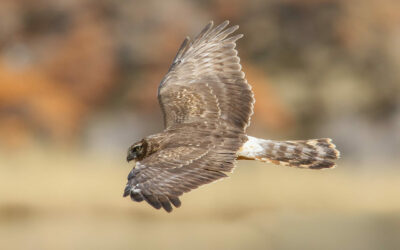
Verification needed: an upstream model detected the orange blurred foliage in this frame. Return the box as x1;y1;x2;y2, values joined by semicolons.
0;8;115;148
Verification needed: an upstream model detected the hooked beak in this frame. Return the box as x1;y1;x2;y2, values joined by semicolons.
127;152;136;162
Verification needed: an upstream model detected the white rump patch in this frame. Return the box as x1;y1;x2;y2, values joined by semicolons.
237;136;271;158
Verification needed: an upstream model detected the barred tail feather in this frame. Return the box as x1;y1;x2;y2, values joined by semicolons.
237;136;340;169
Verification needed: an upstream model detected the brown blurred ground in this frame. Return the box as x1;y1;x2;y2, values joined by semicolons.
0;151;399;250
1;0;400;249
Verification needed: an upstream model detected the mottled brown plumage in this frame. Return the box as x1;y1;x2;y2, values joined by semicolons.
123;21;340;212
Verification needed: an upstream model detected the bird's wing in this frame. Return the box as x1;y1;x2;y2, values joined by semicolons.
158;20;254;131
126;21;255;212
123;133;238;212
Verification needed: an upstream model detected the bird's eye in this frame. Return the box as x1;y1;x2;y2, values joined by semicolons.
135;145;142;152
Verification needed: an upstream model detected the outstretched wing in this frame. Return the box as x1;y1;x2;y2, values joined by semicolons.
158;20;254;131
123;128;240;212
124;21;254;212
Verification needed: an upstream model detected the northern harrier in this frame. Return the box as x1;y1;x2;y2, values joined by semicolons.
123;21;340;212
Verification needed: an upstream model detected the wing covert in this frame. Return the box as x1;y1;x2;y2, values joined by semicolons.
123;144;231;212
158;20;254;130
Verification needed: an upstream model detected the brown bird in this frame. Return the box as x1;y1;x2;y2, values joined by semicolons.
123;21;340;212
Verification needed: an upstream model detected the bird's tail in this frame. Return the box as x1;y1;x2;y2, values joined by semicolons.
237;136;340;169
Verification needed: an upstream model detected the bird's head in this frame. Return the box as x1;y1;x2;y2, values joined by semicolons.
127;140;147;162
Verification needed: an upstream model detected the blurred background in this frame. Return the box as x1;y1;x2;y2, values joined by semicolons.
1;0;399;249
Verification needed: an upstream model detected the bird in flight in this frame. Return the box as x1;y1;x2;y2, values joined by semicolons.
123;21;340;212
